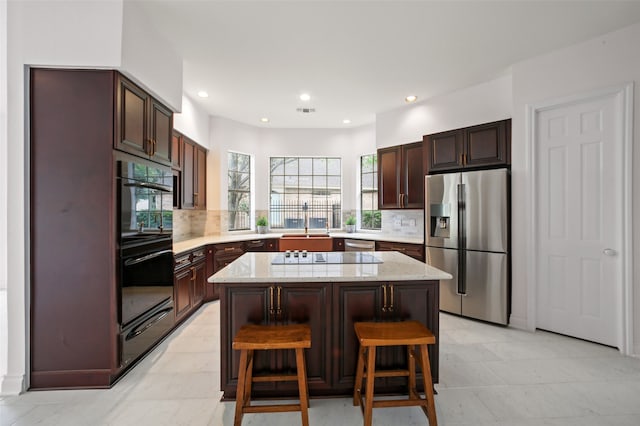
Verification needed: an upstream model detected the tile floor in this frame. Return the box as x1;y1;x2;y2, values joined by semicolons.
2;301;640;425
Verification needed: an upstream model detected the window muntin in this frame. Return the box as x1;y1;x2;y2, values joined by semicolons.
228;152;251;231
270;157;341;229
360;154;380;230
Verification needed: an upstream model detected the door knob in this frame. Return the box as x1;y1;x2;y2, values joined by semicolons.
603;248;617;256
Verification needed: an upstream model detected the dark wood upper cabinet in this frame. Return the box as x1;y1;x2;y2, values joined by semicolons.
171;130;182;170
181;135;207;210
424;119;511;174
378;141;424;209
115;74;173;166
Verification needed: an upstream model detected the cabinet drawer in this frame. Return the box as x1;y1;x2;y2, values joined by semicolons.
375;241;424;262
213;242;244;256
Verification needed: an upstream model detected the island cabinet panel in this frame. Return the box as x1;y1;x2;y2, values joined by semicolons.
389;281;440;384
331;283;385;391
332;281;439;392
219;278;440;399
276;284;332;393
220;283;332;398
221;285;276;395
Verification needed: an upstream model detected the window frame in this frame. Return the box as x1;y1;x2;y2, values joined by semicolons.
227;151;252;231
269;156;342;230
360;153;380;230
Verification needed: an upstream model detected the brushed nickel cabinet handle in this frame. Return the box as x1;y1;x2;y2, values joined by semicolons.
388;284;394;313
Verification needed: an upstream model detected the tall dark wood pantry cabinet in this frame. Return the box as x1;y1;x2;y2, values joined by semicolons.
30;68;174;389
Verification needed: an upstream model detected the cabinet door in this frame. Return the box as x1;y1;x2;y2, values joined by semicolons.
402;142;424;208
220;285;275;397
332;283;386;390
378;146;401;209
171;130;182;170
194;145;207;209
205;246;218;301
148;99;172;166
181;139;195;209
424;129;464;173
191;260;206;307
390;281;439;384
278;283;332;392
116;76;148;157
174;268;192;321
464;120;508;168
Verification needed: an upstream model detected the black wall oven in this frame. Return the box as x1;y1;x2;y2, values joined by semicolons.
117;157;175;367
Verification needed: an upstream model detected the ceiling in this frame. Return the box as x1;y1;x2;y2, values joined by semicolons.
137;1;640;129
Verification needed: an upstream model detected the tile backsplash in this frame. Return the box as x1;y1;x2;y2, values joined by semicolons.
174;208;425;241
379;210;424;238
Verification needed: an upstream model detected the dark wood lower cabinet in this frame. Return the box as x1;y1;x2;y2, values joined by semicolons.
219;280;439;399
174;248;207;323
375;241;425;262
220;282;332;398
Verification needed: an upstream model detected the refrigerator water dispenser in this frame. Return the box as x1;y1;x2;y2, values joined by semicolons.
430;203;451;238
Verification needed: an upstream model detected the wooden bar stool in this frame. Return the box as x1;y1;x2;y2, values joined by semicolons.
353;320;437;426
232;323;311;426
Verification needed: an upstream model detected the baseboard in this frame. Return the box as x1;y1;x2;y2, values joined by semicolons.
508;314;531;331
30;369;113;390
0;373;25;395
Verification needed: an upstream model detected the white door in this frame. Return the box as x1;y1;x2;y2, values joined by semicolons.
536;92;622;347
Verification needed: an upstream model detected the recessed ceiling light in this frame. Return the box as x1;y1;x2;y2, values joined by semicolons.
260;117;269;123
197;91;209;98
343;119;351;124
405;95;417;103
299;93;311;101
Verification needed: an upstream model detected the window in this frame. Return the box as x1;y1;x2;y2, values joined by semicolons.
228;152;251;231
360;154;380;230
270;157;341;229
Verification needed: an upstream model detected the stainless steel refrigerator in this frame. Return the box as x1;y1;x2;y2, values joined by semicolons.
425;168;509;325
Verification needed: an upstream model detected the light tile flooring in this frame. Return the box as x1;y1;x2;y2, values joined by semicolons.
2;301;640;425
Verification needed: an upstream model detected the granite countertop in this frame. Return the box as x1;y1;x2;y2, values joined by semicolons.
208;251;451;283
173;232;424;254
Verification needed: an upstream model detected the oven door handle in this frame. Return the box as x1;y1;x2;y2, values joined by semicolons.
125;307;173;341
124;249;174;266
123;181;172;193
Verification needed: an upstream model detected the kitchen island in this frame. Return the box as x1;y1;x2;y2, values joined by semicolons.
209;251;452;399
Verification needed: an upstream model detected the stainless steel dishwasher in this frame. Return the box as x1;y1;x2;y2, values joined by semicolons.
344;239;375;251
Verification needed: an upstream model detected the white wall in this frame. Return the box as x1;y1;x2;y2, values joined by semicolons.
121;0;182;111
375;75;512;149
0;0;8;392
174;95;210;147
511;22;640;354
1;0;184;394
208;116;376;216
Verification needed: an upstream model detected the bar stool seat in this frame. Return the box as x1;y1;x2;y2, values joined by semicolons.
233;323;311;426
353;320;437;426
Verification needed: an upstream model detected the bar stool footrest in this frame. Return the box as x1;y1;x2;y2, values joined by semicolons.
244;404;303;414
252;374;299;383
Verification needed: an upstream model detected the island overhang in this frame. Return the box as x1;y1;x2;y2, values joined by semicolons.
208;251;452;283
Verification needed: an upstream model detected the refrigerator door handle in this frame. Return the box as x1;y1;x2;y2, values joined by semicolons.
457;183;466;295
